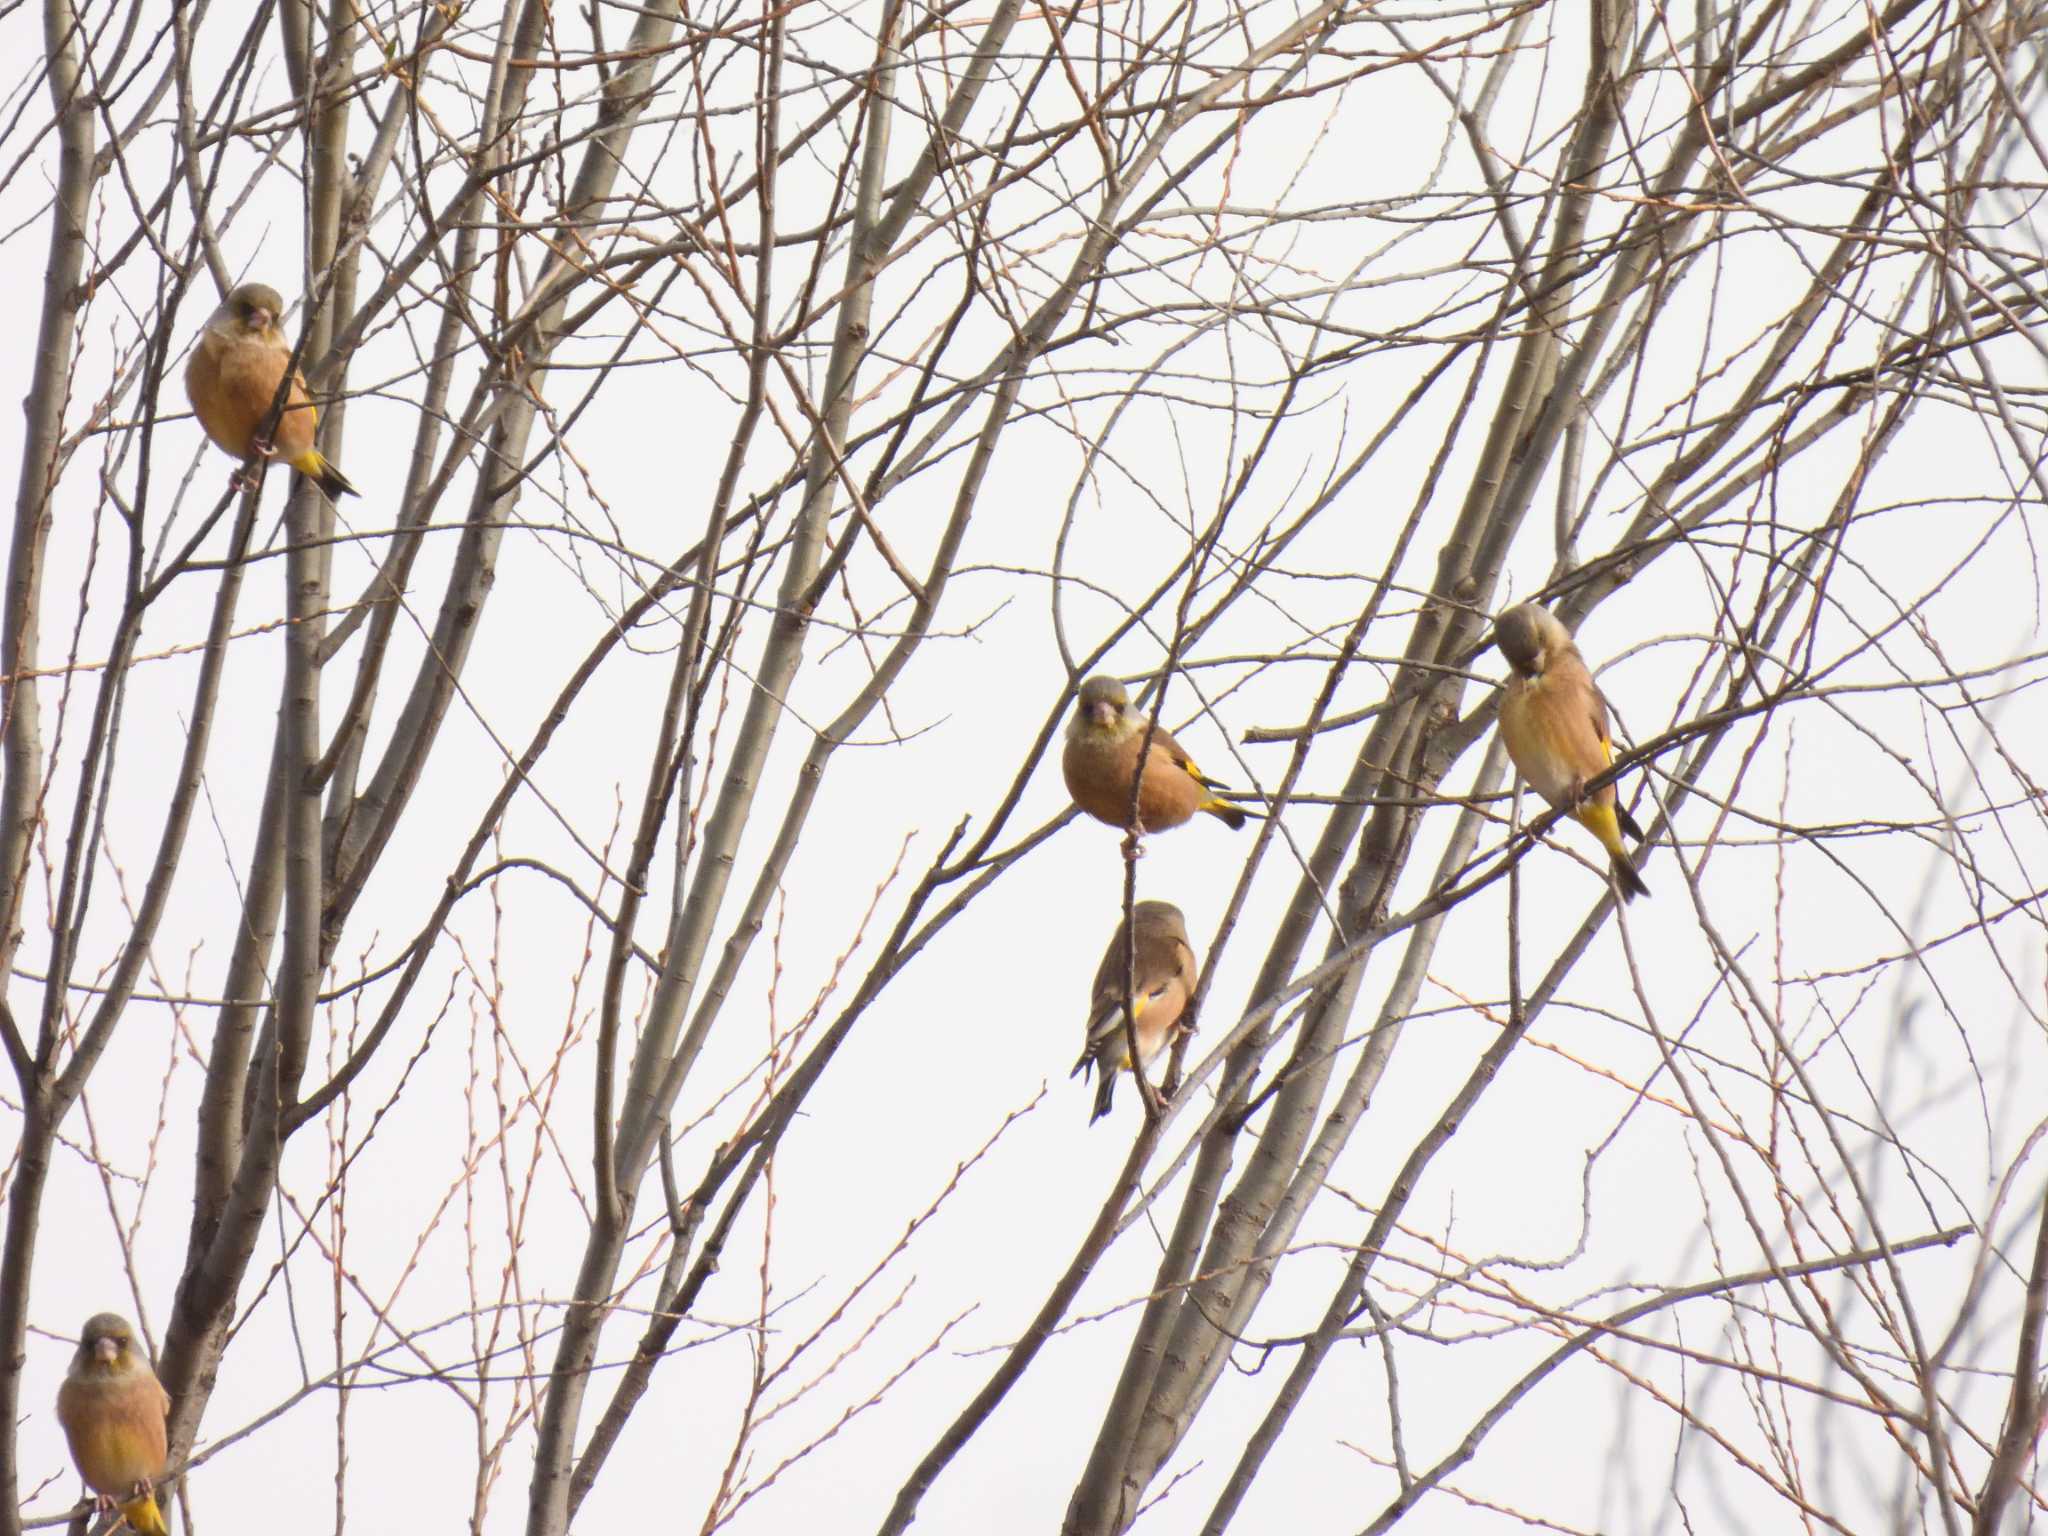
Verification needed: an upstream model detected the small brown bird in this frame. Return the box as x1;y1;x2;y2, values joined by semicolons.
1072;900;1198;1122
55;1312;171;1536
1493;603;1650;901
1062;676;1252;835
185;282;356;501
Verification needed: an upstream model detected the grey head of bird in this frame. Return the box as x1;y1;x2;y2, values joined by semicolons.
1129;899;1187;936
215;283;288;338
1074;675;1131;729
74;1312;139;1370
1493;603;1572;679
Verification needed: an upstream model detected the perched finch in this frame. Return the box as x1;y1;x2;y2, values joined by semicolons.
1072;900;1198;1122
1493;603;1650;901
1062;676;1253;835
185;282;355;502
56;1312;172;1536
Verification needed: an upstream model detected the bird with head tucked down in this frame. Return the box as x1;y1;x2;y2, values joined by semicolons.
55;1312;171;1536
1072;899;1198;1123
1062;676;1253;835
185;282;356;502
1493;602;1650;901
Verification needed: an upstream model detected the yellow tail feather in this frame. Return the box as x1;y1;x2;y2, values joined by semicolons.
1573;802;1650;901
1201;797;1252;830
292;449;357;502
120;1492;169;1536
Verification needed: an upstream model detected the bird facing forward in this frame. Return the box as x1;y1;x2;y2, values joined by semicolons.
185;282;356;502
1062;676;1252;835
55;1312;171;1536
1493;603;1650;901
1072;899;1199;1123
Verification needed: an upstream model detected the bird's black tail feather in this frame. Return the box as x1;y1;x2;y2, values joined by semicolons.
310;453;358;502
1203;799;1253;830
1090;1069;1117;1123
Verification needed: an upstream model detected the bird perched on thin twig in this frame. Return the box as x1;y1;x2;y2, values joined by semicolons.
1072;899;1198;1123
1493;602;1650;901
1062;676;1253;836
55;1312;172;1536
185;282;356;502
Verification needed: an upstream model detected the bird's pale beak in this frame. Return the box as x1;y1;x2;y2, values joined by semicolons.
93;1337;119;1364
1087;701;1117;726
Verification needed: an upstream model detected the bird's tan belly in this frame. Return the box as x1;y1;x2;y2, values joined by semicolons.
1501;683;1608;810
1064;737;1199;830
60;1383;166;1493
73;1421;160;1489
187;340;314;461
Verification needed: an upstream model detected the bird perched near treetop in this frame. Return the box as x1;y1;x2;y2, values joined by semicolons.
1493;602;1650;901
185;281;356;502
1062;675;1253;836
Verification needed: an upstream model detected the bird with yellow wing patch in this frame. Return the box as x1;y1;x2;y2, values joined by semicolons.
1493;603;1651;901
56;1312;172;1536
185;282;356;502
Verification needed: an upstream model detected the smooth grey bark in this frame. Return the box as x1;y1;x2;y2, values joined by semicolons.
0;0;97;1522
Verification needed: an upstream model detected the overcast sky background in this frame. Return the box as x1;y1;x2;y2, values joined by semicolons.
4;0;2046;1530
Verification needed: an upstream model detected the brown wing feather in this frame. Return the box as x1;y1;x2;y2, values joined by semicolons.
1549;649;1609;746
1563;650;1648;837
1153;722;1229;789
1135;743;1204;828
